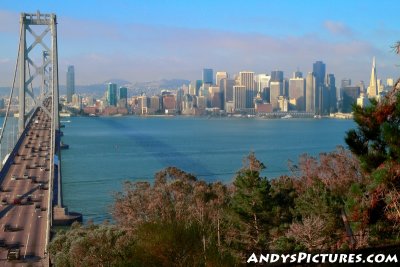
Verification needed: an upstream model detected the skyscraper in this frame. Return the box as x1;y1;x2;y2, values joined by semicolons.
239;71;255;108
107;83;117;106
269;81;282;110
221;78;235;110
233;85;246;110
326;74;337;113
202;68;213;85
215;71;228;87
271;70;284;82
66;65;75;103
306;72;315;113
289;77;306;111
367;57;378;98
118;87;128;108
313;61;326;114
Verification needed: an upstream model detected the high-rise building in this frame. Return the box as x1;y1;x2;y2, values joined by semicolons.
202;68;213;85
216;71;228;86
269;81;282;110
289;77;306;111
257;74;271;102
271;70;284;82
189;80;202;96
367;57;378;98
342;86;360;113
306;72;315;113
257;74;271;92
341;78;351;89
313;61;326;114
118;87;128;108
107;83;117;106
66;65;75;103
239;71;255;108
221;78;235;110
233;85;246;110
326;74;337;113
293;71;303;78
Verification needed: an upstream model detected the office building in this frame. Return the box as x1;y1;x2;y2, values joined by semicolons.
119;87;128;99
221;78;235;103
239;71;255;108
288;77;305;111
216;71;228;86
189;80;202;96
107;83;117;106
202;68;213;85
271;70;284;82
293;70;303;78
233;85;246;110
270;81;282;110
306;72;315;113
326;74;337;113
66;65;75;103
313;61;326;114
342;86;360;113
367;57;378;98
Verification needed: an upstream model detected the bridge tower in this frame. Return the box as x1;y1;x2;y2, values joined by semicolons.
18;11;59;135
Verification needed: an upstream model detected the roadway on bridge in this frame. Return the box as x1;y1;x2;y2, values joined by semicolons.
0;102;52;266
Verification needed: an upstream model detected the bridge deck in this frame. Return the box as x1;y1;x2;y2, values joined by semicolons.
0;102;52;266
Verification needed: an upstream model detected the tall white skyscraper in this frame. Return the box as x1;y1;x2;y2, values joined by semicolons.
367;57;378;98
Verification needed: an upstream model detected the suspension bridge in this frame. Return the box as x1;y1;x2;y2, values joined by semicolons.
0;11;81;266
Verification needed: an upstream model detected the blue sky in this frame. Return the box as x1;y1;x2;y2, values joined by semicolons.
1;0;400;86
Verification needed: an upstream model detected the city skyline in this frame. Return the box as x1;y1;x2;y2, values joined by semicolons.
0;1;400;86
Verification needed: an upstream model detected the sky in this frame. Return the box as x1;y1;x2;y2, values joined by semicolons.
0;0;400;86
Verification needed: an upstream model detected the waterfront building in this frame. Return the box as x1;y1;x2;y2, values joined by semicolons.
72;93;82;109
150;96;161;112
305;72;315;113
288;77;305;111
233;85;246;110
202;68;213;85
278;96;289;112
367;57;378;98
107;83;117;106
162;94;176;111
66;65;75;103
196;96;206;109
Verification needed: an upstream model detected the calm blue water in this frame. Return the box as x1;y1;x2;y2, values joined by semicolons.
61;116;355;222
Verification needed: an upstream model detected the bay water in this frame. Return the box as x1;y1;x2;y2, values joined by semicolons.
61;116;355;222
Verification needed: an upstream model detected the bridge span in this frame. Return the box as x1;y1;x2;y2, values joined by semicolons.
0;11;81;266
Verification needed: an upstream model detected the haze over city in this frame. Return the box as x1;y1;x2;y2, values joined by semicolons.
0;0;400;86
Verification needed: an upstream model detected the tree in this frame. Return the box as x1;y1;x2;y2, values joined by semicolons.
225;152;272;256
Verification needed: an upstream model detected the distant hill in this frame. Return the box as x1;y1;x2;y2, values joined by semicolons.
132;79;190;89
1;79;191;98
